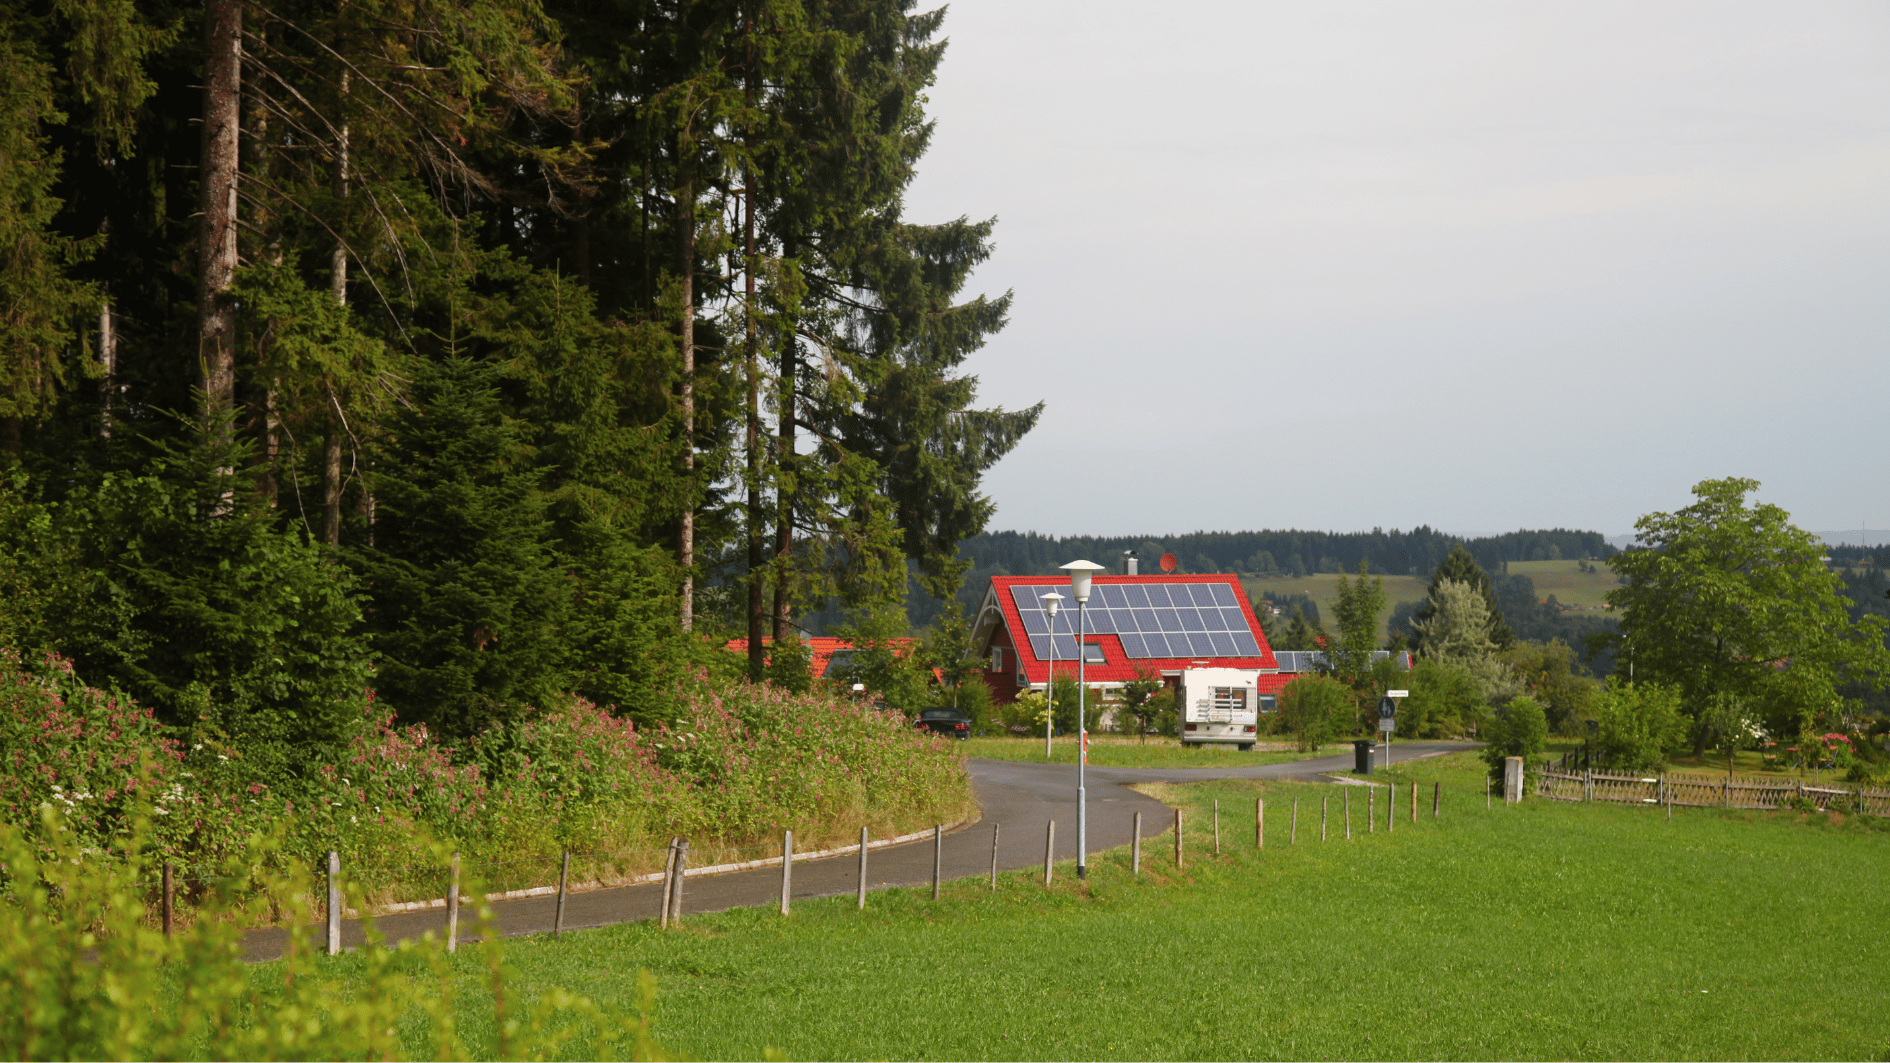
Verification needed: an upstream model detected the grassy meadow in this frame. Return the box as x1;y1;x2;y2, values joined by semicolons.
1242;558;1623;635
295;750;1890;1060
960;735;1348;769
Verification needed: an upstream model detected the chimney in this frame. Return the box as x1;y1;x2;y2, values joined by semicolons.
1124;549;1138;576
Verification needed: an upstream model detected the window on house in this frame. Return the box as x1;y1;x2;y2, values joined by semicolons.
1083;642;1107;663
990;647;1004;673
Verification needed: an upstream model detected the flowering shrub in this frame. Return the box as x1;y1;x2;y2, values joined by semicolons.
1;653;977;911
0;650;182;850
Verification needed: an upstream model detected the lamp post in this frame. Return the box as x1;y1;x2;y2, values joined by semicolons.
1040;592;1064;758
1060;559;1105;879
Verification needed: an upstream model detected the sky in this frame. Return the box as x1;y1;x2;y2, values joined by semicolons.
899;1;1890;541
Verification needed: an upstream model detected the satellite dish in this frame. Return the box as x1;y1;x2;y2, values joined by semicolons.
1159;552;1178;573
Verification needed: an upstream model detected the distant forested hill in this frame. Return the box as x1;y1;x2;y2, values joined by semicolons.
796;526;1617;634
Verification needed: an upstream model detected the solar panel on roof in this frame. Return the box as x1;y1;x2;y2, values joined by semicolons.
1007;581;1266;660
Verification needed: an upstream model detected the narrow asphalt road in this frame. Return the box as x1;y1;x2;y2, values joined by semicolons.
242;741;1477;961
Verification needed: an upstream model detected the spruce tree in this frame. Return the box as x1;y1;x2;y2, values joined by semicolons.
351;356;571;741
1412;545;1514;656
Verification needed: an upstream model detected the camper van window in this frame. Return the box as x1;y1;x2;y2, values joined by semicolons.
1212;687;1247;712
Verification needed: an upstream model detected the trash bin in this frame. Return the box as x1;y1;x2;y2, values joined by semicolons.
1353;740;1376;775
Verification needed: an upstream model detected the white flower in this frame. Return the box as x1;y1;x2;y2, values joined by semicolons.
217;755;228;761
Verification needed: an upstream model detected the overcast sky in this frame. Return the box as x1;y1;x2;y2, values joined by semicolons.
900;1;1890;542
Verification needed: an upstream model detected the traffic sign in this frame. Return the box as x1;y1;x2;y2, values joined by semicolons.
1387;689;1409;698
1377;718;1396;732
1377;697;1397;719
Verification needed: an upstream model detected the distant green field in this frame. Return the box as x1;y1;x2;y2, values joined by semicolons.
1242;559;1625;631
1505;558;1622;610
1239;572;1428;637
327;750;1890;1060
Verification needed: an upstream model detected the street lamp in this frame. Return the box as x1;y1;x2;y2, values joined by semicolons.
1040;591;1064;758
1060;559;1105;879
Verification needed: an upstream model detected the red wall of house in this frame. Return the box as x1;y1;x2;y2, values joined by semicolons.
986;624;1021;702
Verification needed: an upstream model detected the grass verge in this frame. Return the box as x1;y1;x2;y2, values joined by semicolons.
291;750;1890;1060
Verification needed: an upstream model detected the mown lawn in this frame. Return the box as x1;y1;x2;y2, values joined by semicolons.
303;751;1890;1060
961;735;1346;769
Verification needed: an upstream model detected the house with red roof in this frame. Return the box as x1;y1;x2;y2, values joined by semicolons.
970;573;1293;704
723;636;943;685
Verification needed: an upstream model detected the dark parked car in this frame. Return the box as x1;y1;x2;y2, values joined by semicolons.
913;707;971;739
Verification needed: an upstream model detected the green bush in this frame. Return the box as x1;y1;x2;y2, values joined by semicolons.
1402;657;1486;738
1278;676;1355;751
1592;680;1688;772
952;673;996;733
1480;695;1549;775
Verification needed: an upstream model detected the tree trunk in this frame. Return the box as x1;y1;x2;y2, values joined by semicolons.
771;254;796;643
676;170;696;632
322;426;342;547
196;0;241;443
98;288;115;440
743;39;765;680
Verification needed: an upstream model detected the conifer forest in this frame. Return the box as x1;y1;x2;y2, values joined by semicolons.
0;0;1041;762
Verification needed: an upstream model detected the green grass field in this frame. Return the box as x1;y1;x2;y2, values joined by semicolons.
303;750;1890;1060
959;735;1345;769
1242;560;1623;634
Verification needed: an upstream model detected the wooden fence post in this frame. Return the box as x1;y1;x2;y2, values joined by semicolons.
1410;781;1417;823
991;823;1001;888
1131;813;1141;875
446;851;461;954
162;862;174;939
1321;797;1328;842
1175;809;1184;868
780;831;793;917
669;840;688;926
326;851;340;957
554;850;569;937
856;827;868;910
1291;798;1298;845
1485;778;1491;810
1256;798;1264;850
1433;781;1440;820
1387;784;1394;833
659;838;676;929
1045;820;1056;884
932;824;943;901
1213;800;1221;854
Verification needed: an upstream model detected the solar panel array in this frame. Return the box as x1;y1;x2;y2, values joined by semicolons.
1008;582;1265;661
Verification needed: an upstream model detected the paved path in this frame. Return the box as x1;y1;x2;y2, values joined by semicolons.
242;741;1476;961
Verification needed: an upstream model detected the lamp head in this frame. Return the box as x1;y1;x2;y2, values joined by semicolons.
1039;590;1064;617
1060;559;1106;602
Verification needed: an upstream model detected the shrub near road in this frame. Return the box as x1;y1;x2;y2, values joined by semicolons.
0;653;975;913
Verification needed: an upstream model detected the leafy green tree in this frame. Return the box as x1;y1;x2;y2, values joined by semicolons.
1605;478;1890;752
1328;561;1388;684
1118;665;1166;742
1590;680;1687;772
1500;639;1600;736
1278;675;1354;751
1480;695;1548;775
1412;546;1513;655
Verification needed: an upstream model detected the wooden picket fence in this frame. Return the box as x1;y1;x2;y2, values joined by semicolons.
1534;767;1890;816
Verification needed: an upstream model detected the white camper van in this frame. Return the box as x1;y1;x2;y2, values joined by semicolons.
1176;667;1270;750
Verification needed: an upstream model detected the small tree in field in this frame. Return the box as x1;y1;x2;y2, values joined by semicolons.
1118;665;1165;742
1591;680;1688;772
1480;695;1548;776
